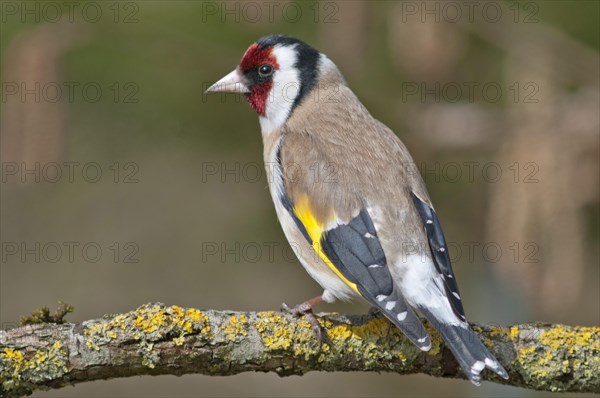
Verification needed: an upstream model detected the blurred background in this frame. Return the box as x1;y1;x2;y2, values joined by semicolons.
1;1;598;397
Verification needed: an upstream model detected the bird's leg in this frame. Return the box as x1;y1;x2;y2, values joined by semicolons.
368;306;383;316
281;295;325;346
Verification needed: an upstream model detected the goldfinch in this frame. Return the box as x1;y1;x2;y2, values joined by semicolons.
206;34;509;385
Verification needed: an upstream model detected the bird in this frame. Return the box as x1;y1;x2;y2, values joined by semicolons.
205;34;509;385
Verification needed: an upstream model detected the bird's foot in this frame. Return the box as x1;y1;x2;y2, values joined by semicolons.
368;306;383;317
281;296;325;348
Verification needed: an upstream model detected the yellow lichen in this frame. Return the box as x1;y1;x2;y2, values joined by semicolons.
221;314;249;342
538;325;600;354
327;317;420;367
173;335;186;346
422;323;443;357
327;323;354;341
484;325;510;338
256;312;295;350
398;351;407;363
3;347;24;362
185;308;203;322
171;305;184;318
1;340;68;393
254;312;419;369
82;303;212;356
510;326;520;340
328;317;389;342
514;325;600;391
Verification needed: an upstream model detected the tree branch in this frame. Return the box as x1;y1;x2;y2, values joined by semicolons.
1;303;598;397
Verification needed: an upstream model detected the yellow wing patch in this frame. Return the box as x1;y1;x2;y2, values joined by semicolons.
293;194;359;294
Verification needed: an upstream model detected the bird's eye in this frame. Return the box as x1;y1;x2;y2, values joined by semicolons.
258;64;274;78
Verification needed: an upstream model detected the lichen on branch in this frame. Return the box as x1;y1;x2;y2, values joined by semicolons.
1;303;598;397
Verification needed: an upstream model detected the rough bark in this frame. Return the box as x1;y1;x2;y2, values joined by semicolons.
1;303;598;397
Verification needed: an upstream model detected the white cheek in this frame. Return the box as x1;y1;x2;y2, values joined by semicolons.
281;82;299;100
259;45;300;135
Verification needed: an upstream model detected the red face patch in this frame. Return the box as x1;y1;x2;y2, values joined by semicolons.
240;43;279;72
246;83;270;116
239;43;280;116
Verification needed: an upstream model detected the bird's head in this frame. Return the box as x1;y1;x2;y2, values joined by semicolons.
206;35;327;133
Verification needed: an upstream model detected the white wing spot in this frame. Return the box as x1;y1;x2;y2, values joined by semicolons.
452;291;461;300
471;360;485;374
385;301;396;310
364;232;375;239
376;295;387;302
447;274;453;279
426;220;433;224
418;336;428;343
368;264;382;268
485;358;498;369
397;311;408;321
439;248;445;252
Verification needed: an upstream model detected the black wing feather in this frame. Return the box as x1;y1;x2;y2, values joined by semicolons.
320;209;431;350
410;192;466;321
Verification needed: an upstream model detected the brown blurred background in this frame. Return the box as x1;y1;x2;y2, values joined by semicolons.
1;1;598;397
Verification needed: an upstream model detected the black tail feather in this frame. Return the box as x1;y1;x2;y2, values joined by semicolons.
421;310;509;385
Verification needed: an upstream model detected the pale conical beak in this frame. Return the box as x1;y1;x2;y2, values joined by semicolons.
205;69;250;94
